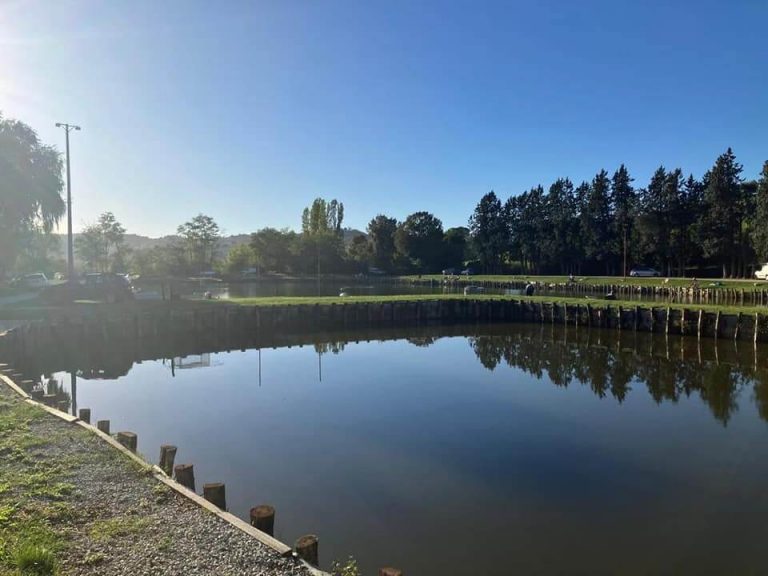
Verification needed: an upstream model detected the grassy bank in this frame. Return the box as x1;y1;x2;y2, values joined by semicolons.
400;274;768;289
1;292;766;324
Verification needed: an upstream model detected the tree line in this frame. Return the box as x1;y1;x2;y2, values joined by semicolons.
469;149;768;278
2;110;768;280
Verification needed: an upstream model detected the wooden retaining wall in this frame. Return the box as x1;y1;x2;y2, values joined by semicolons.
397;277;768;306
0;300;765;369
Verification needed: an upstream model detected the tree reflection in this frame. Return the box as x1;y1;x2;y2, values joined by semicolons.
468;331;765;426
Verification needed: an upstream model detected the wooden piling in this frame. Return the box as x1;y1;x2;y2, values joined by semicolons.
295;535;319;566
174;464;195;491
250;505;276;536
159;445;177;476
78;408;91;424
96;420;110;435
116;431;137;453
697;309;703;339
203;483;226;510
715;311;721;340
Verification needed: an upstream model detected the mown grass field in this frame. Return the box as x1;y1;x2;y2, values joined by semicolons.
1;291;766;323
400;274;768;289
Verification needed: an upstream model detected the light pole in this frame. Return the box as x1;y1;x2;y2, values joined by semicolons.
55;122;81;282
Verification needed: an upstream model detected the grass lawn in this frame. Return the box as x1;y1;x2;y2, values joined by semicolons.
1;292;766;323
400;274;768;289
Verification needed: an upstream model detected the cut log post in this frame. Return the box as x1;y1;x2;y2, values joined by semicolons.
174;464;195;491
159;445;178;476
203;483;226;510
380;569;404;576
78;408;91;424
697;309;703;339
250;505;276;536
295;535;319;566
715;311;721;340
96;420;110;435
756;313;760;345
116;431;137;453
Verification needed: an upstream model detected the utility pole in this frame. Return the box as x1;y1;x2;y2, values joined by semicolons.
55;122;81;282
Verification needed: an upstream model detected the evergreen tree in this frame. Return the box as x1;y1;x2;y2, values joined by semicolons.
544;178;577;273
580;170;612;274
611;165;635;276
752;161;768;263
700;148;744;277
468;191;507;273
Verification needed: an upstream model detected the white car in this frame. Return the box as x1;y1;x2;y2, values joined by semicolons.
755;263;768;280
629;266;661;278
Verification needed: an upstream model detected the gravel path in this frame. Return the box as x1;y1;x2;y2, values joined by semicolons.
0;382;315;576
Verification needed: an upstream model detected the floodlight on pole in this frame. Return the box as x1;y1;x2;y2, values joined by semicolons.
55;122;81;282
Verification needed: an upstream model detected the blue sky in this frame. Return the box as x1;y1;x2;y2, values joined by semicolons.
1;0;766;237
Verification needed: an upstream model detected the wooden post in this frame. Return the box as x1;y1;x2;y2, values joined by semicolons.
250;505;275;536
116;431;137;453
159;445;177;476
96;420;110;435
380;569;404;576
715;311;721;340
295;535;319;566
755;313;760;345
203;483;226;510
78;408;91;424
697;309;703;339
174;464;195;491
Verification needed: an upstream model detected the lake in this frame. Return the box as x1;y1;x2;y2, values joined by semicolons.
20;324;768;574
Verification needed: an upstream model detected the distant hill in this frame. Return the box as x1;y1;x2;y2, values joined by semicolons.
53;229;365;259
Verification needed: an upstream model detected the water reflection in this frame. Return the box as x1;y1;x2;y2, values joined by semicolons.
10;323;768;427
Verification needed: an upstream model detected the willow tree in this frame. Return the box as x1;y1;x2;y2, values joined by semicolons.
0;114;65;277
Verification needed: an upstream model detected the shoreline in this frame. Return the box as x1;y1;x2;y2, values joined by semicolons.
0;369;324;576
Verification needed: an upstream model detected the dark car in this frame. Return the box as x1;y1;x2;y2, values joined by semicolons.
42;273;135;304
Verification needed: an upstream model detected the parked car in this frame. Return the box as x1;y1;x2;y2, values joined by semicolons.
460;268;475;276
18;273;49;289
42;273;135;304
756;263;768;280
629;266;661;277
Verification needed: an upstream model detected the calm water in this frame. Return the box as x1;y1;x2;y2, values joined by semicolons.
37;325;768;575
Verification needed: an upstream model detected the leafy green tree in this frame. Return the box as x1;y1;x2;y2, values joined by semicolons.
299;198;345;275
700;148;744;277
395;211;444;272
444;227;471;269
366;215;398;271
0;114;64;278
177;213;221;272
250;228;297;273
752;161;768;263
75;212;128;272
220;243;258;274
469;191;507;273
346;234;371;270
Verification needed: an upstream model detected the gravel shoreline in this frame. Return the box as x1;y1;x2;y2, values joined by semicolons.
0;381;315;576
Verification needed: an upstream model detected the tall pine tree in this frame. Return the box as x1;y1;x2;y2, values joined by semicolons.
700;148;744;277
752;161;768;263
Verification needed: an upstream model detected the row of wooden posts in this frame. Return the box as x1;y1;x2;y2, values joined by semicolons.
409;277;768;305
72;406;402;575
